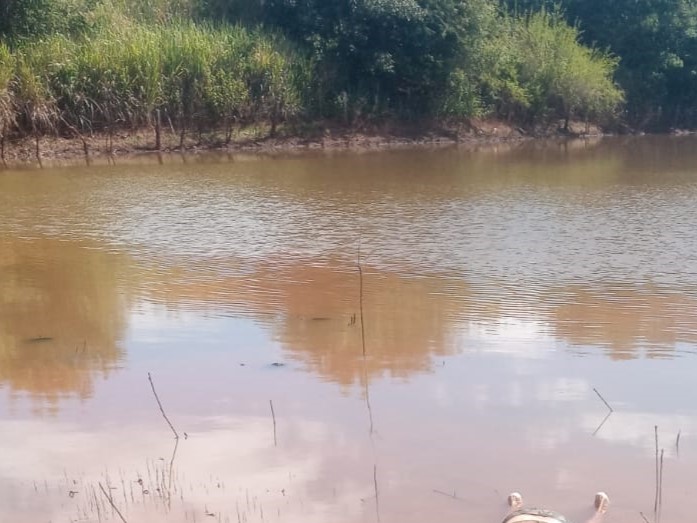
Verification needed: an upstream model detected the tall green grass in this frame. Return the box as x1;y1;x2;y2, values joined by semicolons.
473;9;623;126
3;22;307;140
0;43;15;158
0;44;15;128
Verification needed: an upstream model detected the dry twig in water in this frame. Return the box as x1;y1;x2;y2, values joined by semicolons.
654;426;659;516
357;245;366;358
99;482;128;523
357;242;375;436
593;387;613;412
270;399;277;446
592;411;612;437
148;372;179;439
432;489;466;502
659;448;665;517
373;464;380;523
168;438;179;492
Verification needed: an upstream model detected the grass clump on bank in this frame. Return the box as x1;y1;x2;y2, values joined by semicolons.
0;43;15;154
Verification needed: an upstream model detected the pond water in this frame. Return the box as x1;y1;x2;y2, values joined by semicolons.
2;136;697;523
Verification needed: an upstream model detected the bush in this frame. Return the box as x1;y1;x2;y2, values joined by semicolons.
3;23;307;137
480;9;623;126
0;43;15;155
440;69;483;118
0;0;95;41
245;0;498;119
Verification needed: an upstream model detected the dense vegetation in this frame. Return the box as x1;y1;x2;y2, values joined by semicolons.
508;0;697;129
0;0;628;150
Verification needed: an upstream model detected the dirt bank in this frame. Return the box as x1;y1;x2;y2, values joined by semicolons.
0;119;604;168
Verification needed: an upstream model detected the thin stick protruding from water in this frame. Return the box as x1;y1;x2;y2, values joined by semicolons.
148;372;179;440
373;464;380;523
592;411;612;437
357;244;366;358
364;370;375;435
168;438;179;492
658;448;665;518
676;430;681;455
432;489;465;502
357;242;374;436
654;426;659;515
270;400;277;446
592;387;613;412
99;482;128;523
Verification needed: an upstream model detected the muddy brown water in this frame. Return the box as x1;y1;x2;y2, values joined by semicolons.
2;136;697;523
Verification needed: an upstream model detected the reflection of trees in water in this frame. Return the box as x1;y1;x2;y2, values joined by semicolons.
148;259;469;386
549;285;697;359
261;266;468;387
149;258;697;373
3;141;697;405
0;238;130;403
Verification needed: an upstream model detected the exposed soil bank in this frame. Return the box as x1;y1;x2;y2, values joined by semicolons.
0;119;605;168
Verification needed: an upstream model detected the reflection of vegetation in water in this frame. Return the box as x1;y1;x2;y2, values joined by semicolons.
147;259;470;386
264;266;467;386
0;237;130;402
146;255;697;372
550;285;697;359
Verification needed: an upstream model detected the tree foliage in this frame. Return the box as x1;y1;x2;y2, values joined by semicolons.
478;9;622;126
255;0;498;119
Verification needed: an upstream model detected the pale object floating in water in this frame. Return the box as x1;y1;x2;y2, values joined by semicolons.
502;491;609;523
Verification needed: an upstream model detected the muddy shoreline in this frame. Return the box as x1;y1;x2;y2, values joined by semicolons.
0;119;607;168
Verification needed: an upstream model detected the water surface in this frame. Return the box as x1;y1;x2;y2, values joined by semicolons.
2;136;697;523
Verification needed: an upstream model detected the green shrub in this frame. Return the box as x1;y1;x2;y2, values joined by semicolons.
480;9;623;126
0;43;14;126
4;22;306;136
0;0;95;41
440;69;483;118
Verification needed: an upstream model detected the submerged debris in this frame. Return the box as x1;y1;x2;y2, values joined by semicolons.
26;336;54;343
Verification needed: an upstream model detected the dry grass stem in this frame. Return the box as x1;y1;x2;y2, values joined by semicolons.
98;482;128;523
269;399;277;447
147;372;179;439
592;387;613;412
